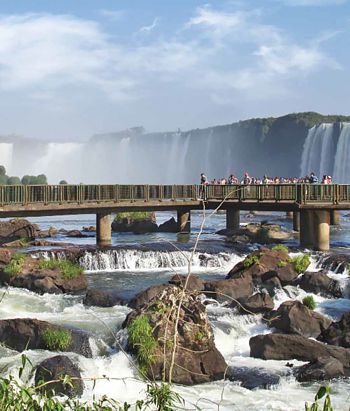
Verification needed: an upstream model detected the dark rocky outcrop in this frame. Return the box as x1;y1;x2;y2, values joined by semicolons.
126;286;228;385
318;313;350;348
298;271;342;298
129;284;175;310
296;356;345;382
227;366;283;389
250;333;350;367
112;212;158;233
169;274;205;293
268;301;332;338
318;253;350;274
205;273;253;304
0;219;39;244
260;277;282;296
0;248;14;266
158;217;178;233
35;355;83;397
239;291;274;314
0;318;92;357
82;226;96;232
83;288;124;307
66;230;88;238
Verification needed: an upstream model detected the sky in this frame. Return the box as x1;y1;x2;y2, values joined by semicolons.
0;0;349;140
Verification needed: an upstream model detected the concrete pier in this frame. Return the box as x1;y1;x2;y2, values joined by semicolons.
177;209;191;233
293;212;300;232
96;212;112;246
226;209;240;231
300;210;315;248
313;210;330;251
330;210;341;225
286;211;293;219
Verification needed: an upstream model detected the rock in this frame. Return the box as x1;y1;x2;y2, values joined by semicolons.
0;255;87;294
298;271;342;298
66;230;88;238
35;355;83;397
260;277;282;296
269;301;332;338
129;284;175;310
318;253;350;274
0;248;14;267
205;273;253;304
169;274;205;292
227;366;282;389
83;288;124;307
224;223;291;245
318;312;350;348
250;333;350;367
126;287;228;385
82;226;96;232
0;318;92;357
112;212;158;233
0;219;39;244
296;357;345;382
239;291;274;314
158;217;178;232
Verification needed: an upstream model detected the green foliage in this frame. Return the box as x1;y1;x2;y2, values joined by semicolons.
115;212;153;223
0;175;7;185
277;260;288;268
302;295;316;311
272;244;289;253
0;165;6;176
144;382;183;411
4;253;26;276
38;259;83;280
291;254;311;274
243;254;259;268
305;385;333;411
59;180;68;185
41;328;72;351
21;174;48;185
6;176;21;185
127;315;157;375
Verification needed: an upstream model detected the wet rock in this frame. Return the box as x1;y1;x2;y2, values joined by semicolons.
158;217;178;232
223;223;291;245
66;230;88;238
269;301;332;338
318;312;350;348
35;355;83;397
126;287;228;385
83;288;124;307
0;248;14;267
260;277;282;296
0;219;39;244
227;366;282;389
239;291;274;314
296;356;345;382
0;318;92;357
112;212;158;233
169;274;205;292
129;284;175;310
82;226;96;232
318;253;350;274
205;273;253;304
250;333;350;367
298;271;342;298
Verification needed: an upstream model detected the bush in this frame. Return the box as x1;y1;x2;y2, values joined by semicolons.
42;328;72;351
243;254;259;268
277;260;288;268
291;254;310;274
272;244;289;253
302;295;316;310
38;259;83;279
4;253;26;276
127;315;157;374
114;211;153;223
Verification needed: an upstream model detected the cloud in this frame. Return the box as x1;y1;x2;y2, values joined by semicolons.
139;17;159;33
98;9;125;21
279;0;347;6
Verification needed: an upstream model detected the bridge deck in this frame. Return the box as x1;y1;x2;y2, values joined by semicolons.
0;183;350;217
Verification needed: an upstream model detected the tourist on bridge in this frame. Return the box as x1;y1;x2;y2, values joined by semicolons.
309;172;319;184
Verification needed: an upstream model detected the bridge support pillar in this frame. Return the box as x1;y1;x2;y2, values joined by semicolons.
293;212;300;232
300;210;330;251
96;212;111;246
177;209;191;233
286;211;293;219
226;209;240;231
330;210;340;225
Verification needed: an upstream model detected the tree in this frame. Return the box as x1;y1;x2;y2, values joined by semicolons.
0;175;7;185
36;174;48;184
7;176;21;185
0;165;6;176
59;180;68;185
21;175;32;185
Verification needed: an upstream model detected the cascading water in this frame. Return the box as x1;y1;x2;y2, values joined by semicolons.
333;123;350;183
300;123;335;178
0;143;13;173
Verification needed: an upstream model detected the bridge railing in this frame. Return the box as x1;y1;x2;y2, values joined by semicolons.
1;183;350;207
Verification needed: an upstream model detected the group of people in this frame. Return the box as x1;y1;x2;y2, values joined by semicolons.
200;172;333;185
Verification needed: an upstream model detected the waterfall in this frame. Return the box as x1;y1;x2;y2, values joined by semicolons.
333;123;350;183
300;123;334;178
0;143;13;174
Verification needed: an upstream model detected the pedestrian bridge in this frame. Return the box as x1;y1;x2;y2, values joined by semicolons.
0;183;349;250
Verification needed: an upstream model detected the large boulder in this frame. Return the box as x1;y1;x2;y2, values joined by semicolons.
239;291;274;314
221;223;291;244
158;217;178;233
129;284;175;310
250;333;350;367
318;253;350;274
0;255;87;294
126;286;228;385
0;219;39;244
0;248;14;267
112;212;158;233
169;274;205;293
204;273;253;304
227;366;282;389
268;300;332;338
83;288;124;307
298;271;342;298
296;356;345;382
0;318;92;357
318;312;350;348
35;355;83;397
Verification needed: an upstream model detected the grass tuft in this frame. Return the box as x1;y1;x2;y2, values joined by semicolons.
272;244;289;253
291;254;311;274
243;255;259;268
38;259;83;280
42;328;72;351
302;295;316;310
4;253;26;276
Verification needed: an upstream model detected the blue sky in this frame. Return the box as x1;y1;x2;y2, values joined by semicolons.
0;0;349;139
